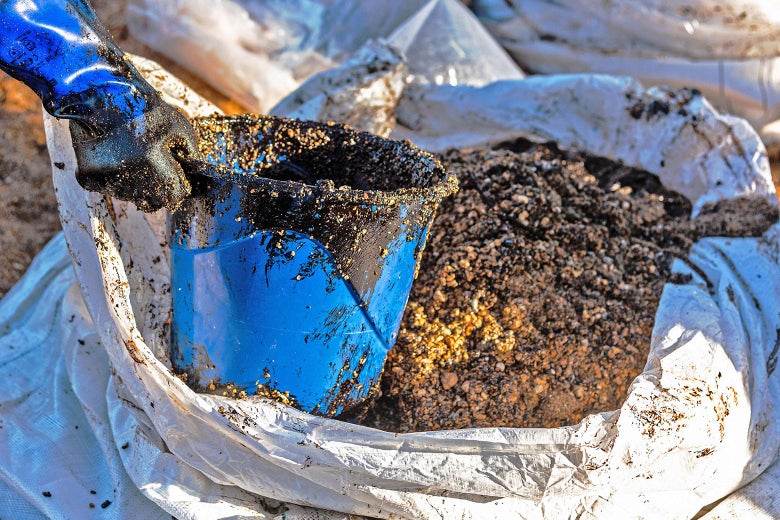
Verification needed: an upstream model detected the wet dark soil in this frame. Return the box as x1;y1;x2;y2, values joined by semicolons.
190;115;451;191
359;140;778;431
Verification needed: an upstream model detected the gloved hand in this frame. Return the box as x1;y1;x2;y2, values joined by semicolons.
69;97;198;212
0;0;198;211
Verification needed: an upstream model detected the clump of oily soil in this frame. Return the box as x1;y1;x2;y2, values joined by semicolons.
359;139;778;432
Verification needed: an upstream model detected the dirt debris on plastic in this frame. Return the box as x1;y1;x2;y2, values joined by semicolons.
359;140;778;431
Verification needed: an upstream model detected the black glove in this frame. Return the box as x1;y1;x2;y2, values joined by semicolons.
70;98;198;212
0;0;200;212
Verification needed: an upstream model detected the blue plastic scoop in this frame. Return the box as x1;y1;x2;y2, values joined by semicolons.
171;115;456;417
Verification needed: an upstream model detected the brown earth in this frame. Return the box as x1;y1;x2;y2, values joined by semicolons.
358;142;777;431
0;72;57;297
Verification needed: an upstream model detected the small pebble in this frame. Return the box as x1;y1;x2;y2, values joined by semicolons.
440;371;458;390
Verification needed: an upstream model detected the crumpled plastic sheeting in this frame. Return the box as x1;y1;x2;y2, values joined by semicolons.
126;0;523;112
33;51;780;519
0;236;170;520
471;0;780;148
698;455;780;519
379;0;524;87
473;0;780;60
267;0;526;137
270;40;407;138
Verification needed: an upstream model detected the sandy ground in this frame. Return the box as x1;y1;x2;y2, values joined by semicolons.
0;2;779;299
0;72;57;297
